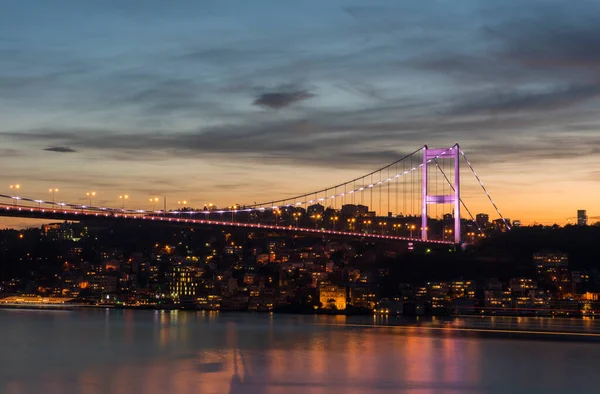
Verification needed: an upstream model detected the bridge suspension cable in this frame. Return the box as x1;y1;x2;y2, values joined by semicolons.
433;158;483;234
245;146;425;209
245;145;457;213
459;148;511;230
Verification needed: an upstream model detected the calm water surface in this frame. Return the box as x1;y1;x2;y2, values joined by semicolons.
1;309;599;394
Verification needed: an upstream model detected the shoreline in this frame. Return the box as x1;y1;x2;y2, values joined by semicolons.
2;304;600;341
0;303;595;318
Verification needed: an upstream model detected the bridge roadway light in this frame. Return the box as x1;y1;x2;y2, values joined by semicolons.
378;221;387;235
409;224;416;238
230;204;239;222
48;188;59;207
119;195;129;211
87;191;96;208
10;184;21;206
311;214;322;229
364;219;372;232
178;200;188;218
273;208;281;226
393;223;401;236
149;197;159;212
293;212;302;227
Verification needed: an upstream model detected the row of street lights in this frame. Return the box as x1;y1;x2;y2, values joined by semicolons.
8;184;149;211
5;185;442;237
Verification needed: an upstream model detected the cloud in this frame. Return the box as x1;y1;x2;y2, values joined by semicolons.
44;146;77;153
448;85;600;116
2;0;600;175
253;90;315;109
0;148;21;157
490;10;600;70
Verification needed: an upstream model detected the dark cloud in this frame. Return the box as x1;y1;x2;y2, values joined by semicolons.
253;90;315;109
44;146;77;153
491;11;600;70
448;85;600;116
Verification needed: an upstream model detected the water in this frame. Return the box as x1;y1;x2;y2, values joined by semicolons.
1;310;599;394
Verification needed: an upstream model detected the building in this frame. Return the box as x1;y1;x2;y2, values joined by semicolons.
492;218;511;231
41;222;73;241
509;278;537;293
168;265;202;299
450;280;476;299
475;213;489;228
577;210;588;226
89;273;118;293
427;282;451;311
484;290;512;309
376;298;403;315
319;285;347;310
349;286;377;309
341;204;369;217
307;204;325;216
534;252;569;283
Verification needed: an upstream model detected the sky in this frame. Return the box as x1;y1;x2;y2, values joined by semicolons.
1;0;599;228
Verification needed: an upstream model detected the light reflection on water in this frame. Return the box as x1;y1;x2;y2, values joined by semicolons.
1;310;600;394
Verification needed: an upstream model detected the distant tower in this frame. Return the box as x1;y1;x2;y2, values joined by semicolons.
422;144;460;243
577;210;588;226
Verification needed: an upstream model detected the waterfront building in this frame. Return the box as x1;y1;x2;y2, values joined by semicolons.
319;285;347;310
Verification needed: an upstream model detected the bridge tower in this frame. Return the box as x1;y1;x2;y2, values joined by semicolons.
421;144;461;244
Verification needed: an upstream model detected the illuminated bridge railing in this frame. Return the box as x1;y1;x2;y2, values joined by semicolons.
0;200;453;245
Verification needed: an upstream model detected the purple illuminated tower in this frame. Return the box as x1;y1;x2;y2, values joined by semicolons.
421;144;461;243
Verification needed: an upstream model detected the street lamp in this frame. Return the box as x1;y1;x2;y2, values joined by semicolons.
48;188;58;206
230;204;238;222
444;228;453;241
86;191;96;208
119;195;129;211
178;200;188;218
378;221;387;235
409;224;416;238
330;216;339;231
149;197;159;212
10;184;20;197
9;184;20;206
393;223;401;236
311;214;322;229
364;219;372;233
347;217;356;232
293;212;302;227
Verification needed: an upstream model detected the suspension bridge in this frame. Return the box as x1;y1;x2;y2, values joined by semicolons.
0;144;509;245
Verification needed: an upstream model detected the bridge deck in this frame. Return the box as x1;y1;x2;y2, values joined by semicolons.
0;204;452;245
